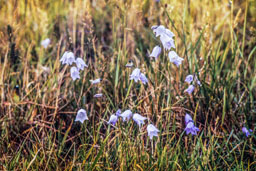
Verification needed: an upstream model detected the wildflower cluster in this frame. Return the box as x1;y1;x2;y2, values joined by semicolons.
184;74;201;94
107;110;159;139
60;51;88;81
68;24;252;142
150;25;184;67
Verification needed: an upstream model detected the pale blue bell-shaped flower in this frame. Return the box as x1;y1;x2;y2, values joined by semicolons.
152;25;174;38
185;74;201;86
130;68;148;84
147;124;160;140
185;75;194;84
76;58;88;71
168;51;184;67
185;122;200;135
130;68;141;82
139;73;148;85
90;78;101;85
160;35;175;50
185;113;193;125
151;25;166;37
60;51;68;64
184;114;199;135
165;28;175;38
150;45;161;58
60;51;76;65
108;115;118;126
132;113;147;128
152;25;175;50
125;62;133;68
120;110;133;122
70;67;80;81
41;38;51;48
115;109;122;117
94;93;103;98
242;127;252;137
185;85;195;94
75;109;88;123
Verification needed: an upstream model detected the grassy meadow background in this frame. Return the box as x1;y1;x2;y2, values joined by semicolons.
0;0;256;170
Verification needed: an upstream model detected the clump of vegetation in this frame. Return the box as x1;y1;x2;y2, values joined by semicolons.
0;0;255;170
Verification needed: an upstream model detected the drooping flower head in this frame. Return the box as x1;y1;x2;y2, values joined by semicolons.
185;122;200;135
147;124;160;140
168;51;184;67
90;78;101;85
130;68;141;82
130;68;148;84
150;45;162;59
120;110;133;122
185;75;194;84
125;63;133;67
242;127;253;137
165;28;175;38
75;109;88;123
70;67;80;81
151;25;175;38
152;25;175;50
139;73;148;85
94;93;103;98
160;35;175;50
151;25;166;37
185;85;195;95
76;58;88;71
115;109;122;117
185;113;193;125
184;114;199;135
185;74;201;86
41;38;51;48
60;51;76;65
108;115;118;126
132;113;147;128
